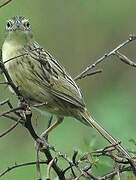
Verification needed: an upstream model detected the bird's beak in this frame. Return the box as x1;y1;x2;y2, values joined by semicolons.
15;19;21;26
13;19;24;31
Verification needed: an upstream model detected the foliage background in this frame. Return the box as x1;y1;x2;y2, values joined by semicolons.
0;0;136;179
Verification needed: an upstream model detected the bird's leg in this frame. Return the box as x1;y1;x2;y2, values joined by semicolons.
35;116;64;151
41;116;64;140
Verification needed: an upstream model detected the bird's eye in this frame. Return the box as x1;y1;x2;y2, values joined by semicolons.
6;21;12;28
25;22;30;29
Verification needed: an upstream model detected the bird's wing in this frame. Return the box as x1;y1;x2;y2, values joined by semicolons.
26;41;85;108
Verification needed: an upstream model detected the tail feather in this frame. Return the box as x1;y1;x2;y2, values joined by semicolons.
79;108;132;159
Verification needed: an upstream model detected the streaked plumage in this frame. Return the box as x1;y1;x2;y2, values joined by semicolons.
1;16;133;159
2;16;88;124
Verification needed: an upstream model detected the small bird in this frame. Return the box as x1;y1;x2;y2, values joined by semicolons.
2;16;131;158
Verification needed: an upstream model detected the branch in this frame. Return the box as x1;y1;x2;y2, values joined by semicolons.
0;120;20;138
101;165;132;179
74;69;102;81
0;0;13;8
1;34;136;179
0;161;48;177
115;51;136;67
3;47;41;65
46;158;56;180
0;105;25;117
74;34;136;81
36;148;42;180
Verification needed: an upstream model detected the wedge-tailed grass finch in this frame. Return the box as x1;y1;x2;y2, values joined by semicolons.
2;16;131;158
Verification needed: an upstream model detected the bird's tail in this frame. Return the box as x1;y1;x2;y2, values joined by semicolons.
79;108;132;159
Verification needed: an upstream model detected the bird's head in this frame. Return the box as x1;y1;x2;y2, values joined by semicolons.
6;16;31;32
5;16;33;42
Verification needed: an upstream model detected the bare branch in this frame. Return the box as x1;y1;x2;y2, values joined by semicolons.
115;51;136;67
74;69;102;81
36;148;42;180
0;99;10;106
0;161;48;178
0;105;25;117
46;158;56;180
3;47;41;64
0;81;9;85
75;34;136;81
0;0;13;8
1;33;136;179
0;120;19;138
101;166;132;179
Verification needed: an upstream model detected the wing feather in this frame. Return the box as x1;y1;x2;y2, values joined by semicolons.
26;42;85;108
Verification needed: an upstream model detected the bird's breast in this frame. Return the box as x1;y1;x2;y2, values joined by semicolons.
2;40;23;69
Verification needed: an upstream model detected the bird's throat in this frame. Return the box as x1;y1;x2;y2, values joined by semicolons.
2;31;33;64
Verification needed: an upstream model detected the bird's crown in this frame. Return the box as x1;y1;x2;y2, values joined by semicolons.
6;15;31;31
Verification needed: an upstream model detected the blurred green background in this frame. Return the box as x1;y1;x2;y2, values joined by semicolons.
0;0;136;179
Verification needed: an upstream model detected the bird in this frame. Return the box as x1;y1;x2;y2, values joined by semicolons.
2;16;131;158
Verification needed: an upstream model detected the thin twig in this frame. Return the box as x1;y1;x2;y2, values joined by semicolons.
42;147;66;180
0;99;10;106
0;33;136;179
74;34;136;81
46;158;56;180
36;148;42;180
74;69;102;81
0;81;9;85
0;98;22;117
0;105;25;117
100;166;132;179
49;145;73;164
115;51;136;67
0;161;48;177
3;47;41;64
0;0;13;8
0;120;20;138
74;173;83;180
114;162;121;180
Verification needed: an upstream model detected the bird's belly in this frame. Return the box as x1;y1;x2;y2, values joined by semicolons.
4;60;76;117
